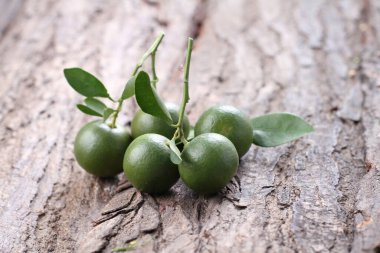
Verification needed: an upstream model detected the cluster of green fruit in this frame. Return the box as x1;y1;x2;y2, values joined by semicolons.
64;33;314;195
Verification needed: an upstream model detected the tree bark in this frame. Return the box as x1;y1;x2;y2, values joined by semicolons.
0;0;379;252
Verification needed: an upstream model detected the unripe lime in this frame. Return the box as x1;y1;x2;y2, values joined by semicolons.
179;133;239;194
194;105;253;158
74;120;132;177
123;134;179;194
131;103;190;139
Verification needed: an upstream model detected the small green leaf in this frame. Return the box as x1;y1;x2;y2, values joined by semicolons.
251;112;314;147
167;140;182;165
135;71;172;123
84;97;106;115
64;68;109;98
103;108;115;121
121;76;136;100
76;104;102;117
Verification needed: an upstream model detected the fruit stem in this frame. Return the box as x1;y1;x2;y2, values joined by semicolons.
176;38;193;127
110;99;123;128
109;33;165;128
172;37;193;143
180;129;189;145
151;52;158;88
131;32;165;77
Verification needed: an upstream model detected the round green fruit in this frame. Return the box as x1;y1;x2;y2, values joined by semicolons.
131;103;190;139
179;133;239;194
194;105;253;158
123;134;179;194
74;120;132;177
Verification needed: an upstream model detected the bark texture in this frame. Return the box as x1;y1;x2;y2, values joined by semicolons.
0;0;380;252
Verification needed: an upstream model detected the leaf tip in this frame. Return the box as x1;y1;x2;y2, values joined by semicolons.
63;67;77;74
63;68;71;78
304;121;315;133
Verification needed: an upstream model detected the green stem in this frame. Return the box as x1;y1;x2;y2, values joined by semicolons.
131;32;165;77
180;129;189;145
151;52;158;88
110;99;123;128
172;38;193;143
110;32;165;128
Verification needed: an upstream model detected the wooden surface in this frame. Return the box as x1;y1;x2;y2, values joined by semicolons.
0;0;380;252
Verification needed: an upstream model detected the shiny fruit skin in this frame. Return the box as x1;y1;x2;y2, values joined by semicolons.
131;103;190;139
123;134;179;194
179;133;239;194
74;120;132;177
194;105;253;158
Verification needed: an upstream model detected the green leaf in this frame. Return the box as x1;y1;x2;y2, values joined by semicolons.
64;68;109;98
121;76;136;100
76;104;102;117
167;140;182;165
135;71;172;123
251;112;314;147
84;97;106;115
103;108;115;121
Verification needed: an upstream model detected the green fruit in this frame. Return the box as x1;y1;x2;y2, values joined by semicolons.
194;105;253;158
131;103;190;139
74;120;132;177
123;134;179;194
179;133;239;194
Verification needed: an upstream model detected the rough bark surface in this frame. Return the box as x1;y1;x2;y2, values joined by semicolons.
0;0;379;252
